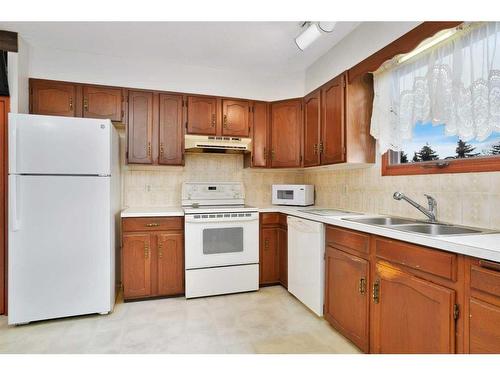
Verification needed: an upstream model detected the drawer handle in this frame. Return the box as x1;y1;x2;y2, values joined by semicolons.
373;279;380;304
264;239;269;250
223;114;228;128
145;223;160;227
479;259;500;272
359;277;366;294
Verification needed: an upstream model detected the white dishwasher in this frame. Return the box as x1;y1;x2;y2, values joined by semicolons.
287;216;325;316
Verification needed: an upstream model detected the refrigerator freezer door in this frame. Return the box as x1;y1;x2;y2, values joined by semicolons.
9;114;111;175
8;175;113;324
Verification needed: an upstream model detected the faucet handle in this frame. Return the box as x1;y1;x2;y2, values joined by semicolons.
424;194;437;210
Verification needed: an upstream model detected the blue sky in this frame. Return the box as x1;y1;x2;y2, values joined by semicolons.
401;122;500;159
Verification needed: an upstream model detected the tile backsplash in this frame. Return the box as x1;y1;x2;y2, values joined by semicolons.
119;130;303;208
304;154;500;230
119;130;500;229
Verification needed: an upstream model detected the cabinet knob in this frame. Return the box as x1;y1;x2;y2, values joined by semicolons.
83;98;89;111
158;242;163;259
144;245;150;259
223;115;228;128
211;114;216;127
69;97;73;110
159;143;164;156
264;238;269;250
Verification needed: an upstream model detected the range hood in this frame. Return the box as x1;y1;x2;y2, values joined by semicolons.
184;134;252;153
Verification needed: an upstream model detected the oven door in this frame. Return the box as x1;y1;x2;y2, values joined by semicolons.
184;212;259;269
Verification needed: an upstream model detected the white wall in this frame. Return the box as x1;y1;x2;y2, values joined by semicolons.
28;45;304;101
305;22;421;93
7;36;30;113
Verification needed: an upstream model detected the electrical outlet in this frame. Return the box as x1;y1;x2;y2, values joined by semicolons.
145;184;152;192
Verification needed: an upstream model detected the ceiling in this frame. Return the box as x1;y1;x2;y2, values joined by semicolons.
0;22;360;75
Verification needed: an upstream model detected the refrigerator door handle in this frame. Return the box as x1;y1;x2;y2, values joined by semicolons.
9;175;21;231
8;114;17;173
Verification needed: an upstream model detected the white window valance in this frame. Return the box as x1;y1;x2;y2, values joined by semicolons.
370;22;500;155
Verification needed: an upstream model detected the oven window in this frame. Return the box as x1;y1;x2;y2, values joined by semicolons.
203;227;244;254
277;190;294;200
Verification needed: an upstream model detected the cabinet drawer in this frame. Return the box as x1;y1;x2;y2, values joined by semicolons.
260;213;280;225
122;217;183;232
375;237;456;281
325;226;369;254
471;262;500;299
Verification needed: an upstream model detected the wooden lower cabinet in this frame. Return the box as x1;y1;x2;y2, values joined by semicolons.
121;217;184;300
371;262;456;354
259;213;288;287
465;258;500;353
122;233;152;299
325;246;369;352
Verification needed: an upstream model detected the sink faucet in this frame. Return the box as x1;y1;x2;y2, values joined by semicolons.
393;192;437;223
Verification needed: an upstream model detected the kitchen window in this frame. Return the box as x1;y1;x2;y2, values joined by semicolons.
370;22;500;175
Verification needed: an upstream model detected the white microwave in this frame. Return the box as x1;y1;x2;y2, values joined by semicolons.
272;184;314;206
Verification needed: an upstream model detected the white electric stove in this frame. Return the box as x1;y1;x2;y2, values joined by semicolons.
182;182;259;298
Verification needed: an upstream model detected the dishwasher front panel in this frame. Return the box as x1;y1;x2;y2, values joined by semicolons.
287;216;325;316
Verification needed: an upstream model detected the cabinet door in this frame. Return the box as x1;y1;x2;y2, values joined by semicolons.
30;80;76;117
325;247;369;352
222;99;250;137
469;298;500;353
303;90;321;167
159;94;184;165
260;227;279;284
270;99;302;168
82;85;122;122
122;233;152;299
186;96;217;135
321;74;345;165
127;90;154;164
278;227;288;288
157;232;184;296
372;262;456;353
252;101;269;167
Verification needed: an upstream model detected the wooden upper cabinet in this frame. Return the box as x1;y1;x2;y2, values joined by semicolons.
325;247;369;352
156;232;184;296
371;262;456;354
122;233;152;299
82;85;122;122
222;99;250;137
252;101;269;167
127;90;154;164
186;96;217;135
30;80;76;117
159;94;184;165
270;99;302;168
303;90;321;167
321;73;346;165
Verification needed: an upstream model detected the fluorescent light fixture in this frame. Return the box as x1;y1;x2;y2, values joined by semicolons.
398;29;458;64
318;22;336;33
295;22;322;51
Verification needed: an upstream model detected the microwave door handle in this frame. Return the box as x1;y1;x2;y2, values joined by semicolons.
9;175;21;231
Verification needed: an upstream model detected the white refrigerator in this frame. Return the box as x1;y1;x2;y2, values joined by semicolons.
8;114;120;325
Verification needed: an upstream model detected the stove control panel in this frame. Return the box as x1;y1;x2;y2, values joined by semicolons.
182;182;245;206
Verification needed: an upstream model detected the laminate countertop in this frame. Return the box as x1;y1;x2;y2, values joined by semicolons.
121;205;500;262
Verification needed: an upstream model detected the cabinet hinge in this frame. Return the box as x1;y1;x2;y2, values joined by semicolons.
453;304;459;320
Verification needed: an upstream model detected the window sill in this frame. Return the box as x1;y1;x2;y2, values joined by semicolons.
382;153;500;176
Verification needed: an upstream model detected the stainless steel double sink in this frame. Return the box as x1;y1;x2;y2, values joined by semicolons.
342;216;492;236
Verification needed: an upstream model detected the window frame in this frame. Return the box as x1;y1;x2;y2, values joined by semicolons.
349;21;500;176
